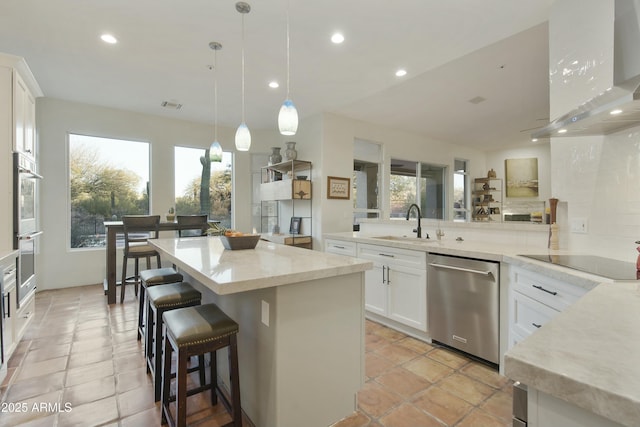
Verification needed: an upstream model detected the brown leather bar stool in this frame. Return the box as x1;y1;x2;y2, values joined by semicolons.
137;268;184;342
146;282;201;402
120;215;162;303
161;303;242;427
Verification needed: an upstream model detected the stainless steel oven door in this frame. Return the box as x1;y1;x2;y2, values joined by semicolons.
17;233;40;308
13;152;42;247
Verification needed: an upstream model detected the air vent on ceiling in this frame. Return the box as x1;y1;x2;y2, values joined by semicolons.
468;96;486;104
161;101;183;110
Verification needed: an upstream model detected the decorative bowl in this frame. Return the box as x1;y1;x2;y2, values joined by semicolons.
219;234;260;250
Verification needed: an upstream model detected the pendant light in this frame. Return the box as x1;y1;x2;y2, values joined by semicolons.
278;0;298;135
209;41;223;162
235;2;251;151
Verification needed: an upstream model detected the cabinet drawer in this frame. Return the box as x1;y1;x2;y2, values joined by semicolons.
15;292;35;342
511;290;559;338
512;268;588;312
358;243;426;269
325;239;357;257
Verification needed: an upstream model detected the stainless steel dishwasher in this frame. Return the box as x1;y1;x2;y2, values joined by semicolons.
427;253;499;365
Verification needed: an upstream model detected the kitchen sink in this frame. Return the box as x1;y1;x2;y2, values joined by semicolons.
372;235;436;243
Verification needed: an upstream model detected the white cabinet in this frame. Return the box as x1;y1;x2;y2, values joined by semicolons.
325;239;357;257
0;54;42;252
357;243;427;332
508;267;589;348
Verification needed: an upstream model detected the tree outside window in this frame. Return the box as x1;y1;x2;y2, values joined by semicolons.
69;134;150;248
174;146;232;229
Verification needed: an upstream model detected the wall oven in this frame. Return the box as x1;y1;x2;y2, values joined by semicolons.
13;152;42;307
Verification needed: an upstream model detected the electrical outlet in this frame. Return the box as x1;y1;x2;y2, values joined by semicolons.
261;300;269;326
570;217;588;233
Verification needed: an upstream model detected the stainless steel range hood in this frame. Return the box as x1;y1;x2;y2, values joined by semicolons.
533;0;640;138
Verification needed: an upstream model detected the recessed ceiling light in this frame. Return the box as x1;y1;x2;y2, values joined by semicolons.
100;34;118;44
268;81;279;89
395;69;407;77
531;138;538;142
331;33;344;44
610;109;623;115
558;129;567;134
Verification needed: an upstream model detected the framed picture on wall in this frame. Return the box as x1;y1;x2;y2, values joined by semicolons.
327;176;350;199
289;216;301;235
505;158;539;197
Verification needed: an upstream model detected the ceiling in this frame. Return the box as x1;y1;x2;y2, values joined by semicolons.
0;0;553;150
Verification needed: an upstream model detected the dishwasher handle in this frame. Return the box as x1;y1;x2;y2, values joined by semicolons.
429;262;493;276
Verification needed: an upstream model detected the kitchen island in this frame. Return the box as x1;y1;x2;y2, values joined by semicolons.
149;236;372;427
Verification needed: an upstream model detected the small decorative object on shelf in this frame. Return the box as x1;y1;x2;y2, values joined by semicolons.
269;147;282;165
487;168;497;178
284;141;297;160
166;207;175;222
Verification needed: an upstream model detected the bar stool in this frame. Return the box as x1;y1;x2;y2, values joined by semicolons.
146;282;201;401
176;214;209;237
137;267;184;342
120;215;162;303
161;303;242;427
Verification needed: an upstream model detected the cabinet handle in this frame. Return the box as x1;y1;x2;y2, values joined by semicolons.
382;265;386;284
379;253;395;258
4;292;9;318
532;284;558;296
386;266;391;285
532;322;542;329
333;245;345;249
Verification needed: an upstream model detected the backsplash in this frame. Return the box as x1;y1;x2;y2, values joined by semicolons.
551;127;640;262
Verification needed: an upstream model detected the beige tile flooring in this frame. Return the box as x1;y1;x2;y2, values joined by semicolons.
0;284;513;427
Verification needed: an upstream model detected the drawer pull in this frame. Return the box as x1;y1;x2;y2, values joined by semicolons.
379;253;395;258
532;284;558;296
333;245;346;249
532;322;542;329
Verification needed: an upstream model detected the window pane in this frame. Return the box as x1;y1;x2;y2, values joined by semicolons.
420;163;445;219
453;159;468;221
174;147;232;229
353;160;379;210
69;134;149;248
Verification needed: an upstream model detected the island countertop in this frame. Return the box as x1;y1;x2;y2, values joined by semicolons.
150;236;372;295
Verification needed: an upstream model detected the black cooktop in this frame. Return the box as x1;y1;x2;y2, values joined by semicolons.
520;254;639;281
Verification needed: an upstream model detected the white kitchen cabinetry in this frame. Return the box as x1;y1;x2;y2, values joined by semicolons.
0;53;42;253
508;267;588;348
325;239;357;257
357;243;427;332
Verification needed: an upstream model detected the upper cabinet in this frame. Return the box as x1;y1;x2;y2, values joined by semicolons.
0;53;42;252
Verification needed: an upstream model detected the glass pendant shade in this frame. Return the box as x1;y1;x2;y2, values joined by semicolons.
209;141;223;162
235;122;251;151
278;99;298;136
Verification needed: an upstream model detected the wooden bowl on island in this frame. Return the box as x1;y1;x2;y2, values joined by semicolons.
220;234;260;250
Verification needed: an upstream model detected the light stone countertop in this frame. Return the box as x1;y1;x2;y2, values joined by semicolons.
504;281;640;427
325;231;640;425
150;236;372;295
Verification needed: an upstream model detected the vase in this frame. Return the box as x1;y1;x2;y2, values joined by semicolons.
284;141;297;161
269;147;282;165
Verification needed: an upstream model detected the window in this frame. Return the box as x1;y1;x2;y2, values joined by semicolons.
353;140;381;230
69;134;149;248
390;159;446;219
174;146;233;229
453;159;469;221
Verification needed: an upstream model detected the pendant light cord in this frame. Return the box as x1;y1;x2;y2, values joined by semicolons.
214;49;218;142
286;0;291;99
241;12;246;122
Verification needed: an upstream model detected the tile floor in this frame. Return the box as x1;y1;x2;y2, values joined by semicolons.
0;284;513;427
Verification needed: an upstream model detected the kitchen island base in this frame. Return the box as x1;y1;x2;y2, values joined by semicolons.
186;271;365;427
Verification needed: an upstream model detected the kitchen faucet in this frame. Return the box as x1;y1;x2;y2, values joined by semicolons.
406;203;422;238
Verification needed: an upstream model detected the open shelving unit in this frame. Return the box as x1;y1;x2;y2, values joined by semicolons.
260;160;312;249
472;178;503;222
